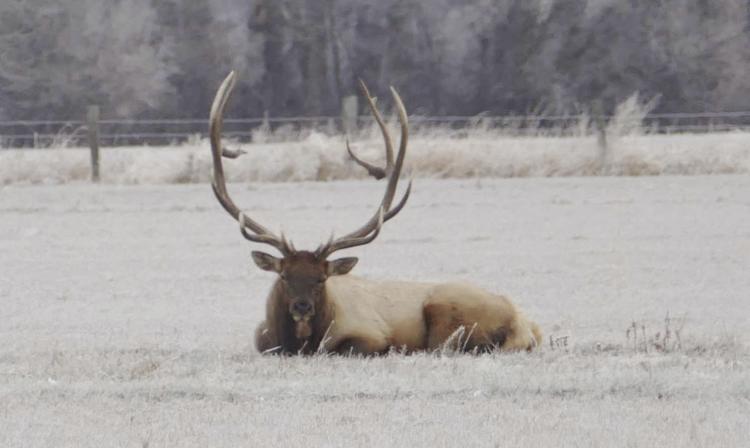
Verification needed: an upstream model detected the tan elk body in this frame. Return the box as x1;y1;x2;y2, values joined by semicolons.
209;72;542;355
255;275;541;355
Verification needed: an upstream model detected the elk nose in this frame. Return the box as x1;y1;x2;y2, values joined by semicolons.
292;301;312;315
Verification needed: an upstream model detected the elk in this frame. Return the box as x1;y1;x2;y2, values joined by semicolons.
209;72;542;355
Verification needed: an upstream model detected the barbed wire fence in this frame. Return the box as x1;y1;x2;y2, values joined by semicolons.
3;108;750;181
3;111;750;149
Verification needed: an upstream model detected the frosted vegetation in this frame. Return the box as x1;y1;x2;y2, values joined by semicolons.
2;130;749;184
1;0;750;120
1;176;748;446
3;93;748;185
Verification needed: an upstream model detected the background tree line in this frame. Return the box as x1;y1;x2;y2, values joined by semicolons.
1;0;749;121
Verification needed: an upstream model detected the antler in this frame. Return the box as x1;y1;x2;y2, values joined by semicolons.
317;83;412;258
209;71;293;255
209;72;411;259
346;80;394;180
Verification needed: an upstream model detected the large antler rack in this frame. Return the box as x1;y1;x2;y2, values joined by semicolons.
208;71;411;258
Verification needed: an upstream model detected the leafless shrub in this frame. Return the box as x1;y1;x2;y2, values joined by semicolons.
626;312;685;353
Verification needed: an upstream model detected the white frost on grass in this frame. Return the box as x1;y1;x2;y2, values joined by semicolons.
1;176;749;446
1;131;750;185
2;349;748;447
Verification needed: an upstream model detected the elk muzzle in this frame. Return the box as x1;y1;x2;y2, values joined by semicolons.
290;301;314;339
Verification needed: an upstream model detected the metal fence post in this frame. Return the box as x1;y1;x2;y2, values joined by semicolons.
87;105;100;182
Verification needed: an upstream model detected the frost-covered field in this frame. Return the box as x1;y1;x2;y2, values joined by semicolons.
1;175;749;447
2;131;750;185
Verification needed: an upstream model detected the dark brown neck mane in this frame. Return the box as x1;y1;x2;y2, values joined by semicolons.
271;281;334;355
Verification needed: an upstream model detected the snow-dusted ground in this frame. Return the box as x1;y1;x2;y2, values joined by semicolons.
1;175;748;447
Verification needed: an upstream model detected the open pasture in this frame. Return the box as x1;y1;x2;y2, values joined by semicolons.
1;175;748;446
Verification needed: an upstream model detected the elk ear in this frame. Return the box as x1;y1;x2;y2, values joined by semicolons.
327;257;358;276
252;251;282;273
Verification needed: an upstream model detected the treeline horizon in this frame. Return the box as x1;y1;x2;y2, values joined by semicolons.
1;0;749;121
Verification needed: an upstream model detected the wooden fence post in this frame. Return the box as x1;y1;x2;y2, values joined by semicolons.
593;100;608;175
87;105;100;182
341;95;358;135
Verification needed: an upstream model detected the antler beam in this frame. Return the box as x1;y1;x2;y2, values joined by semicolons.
316;83;411;257
209;71;292;256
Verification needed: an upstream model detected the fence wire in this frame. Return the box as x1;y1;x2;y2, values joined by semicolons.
3;112;750;148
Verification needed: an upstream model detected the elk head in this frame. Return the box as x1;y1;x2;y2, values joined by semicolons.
208;72;411;342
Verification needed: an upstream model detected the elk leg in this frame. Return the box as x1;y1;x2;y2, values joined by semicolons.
333;337;387;356
423;301;473;351
494;319;542;352
423;299;519;353
254;321;281;354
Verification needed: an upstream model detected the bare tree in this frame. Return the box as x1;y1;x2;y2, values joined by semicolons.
2;0;750;120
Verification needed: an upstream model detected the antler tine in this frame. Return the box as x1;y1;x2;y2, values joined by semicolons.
236;214;294;255
323;87;410;257
346;79;395;179
281;233;296;253
384;178;412;221
318;207;385;258
210;71;291;255
314;233;336;259
346;138;386;180
338;86;409;240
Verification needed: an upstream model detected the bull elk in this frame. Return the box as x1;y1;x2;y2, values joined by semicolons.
209;71;542;355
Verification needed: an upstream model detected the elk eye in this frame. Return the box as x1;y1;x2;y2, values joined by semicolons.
280;273;288;281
